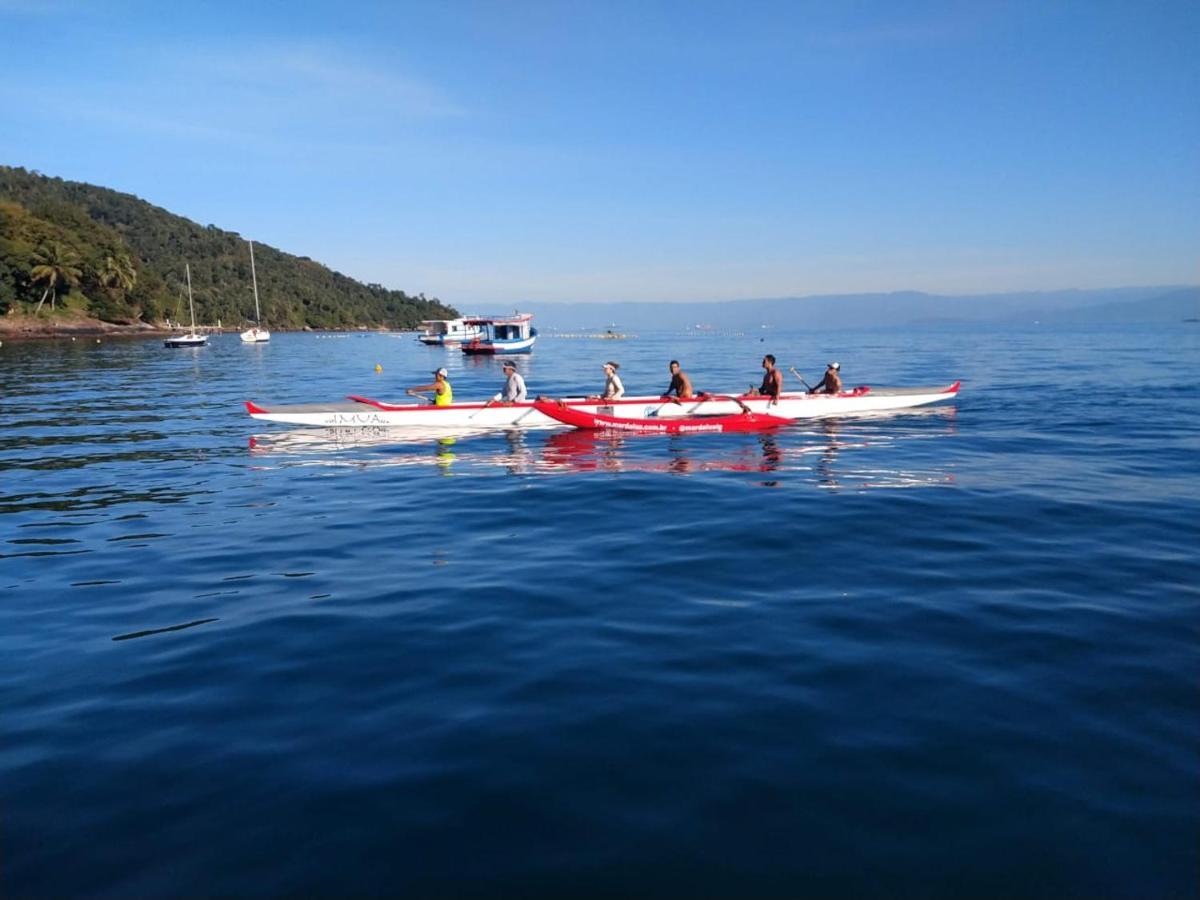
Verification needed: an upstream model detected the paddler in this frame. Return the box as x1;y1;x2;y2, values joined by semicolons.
406;367;453;406
750;354;783;401
808;362;843;395
662;360;695;402
494;360;527;404
591;361;624;401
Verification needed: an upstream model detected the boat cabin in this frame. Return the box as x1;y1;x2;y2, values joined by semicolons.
461;313;538;354
418;317;483;345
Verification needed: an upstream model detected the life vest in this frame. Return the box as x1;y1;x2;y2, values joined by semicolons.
436;380;453;406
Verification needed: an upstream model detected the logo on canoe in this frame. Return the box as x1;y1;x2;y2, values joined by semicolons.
323;413;388;425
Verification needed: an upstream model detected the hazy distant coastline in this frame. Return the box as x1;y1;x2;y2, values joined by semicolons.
528;286;1200;331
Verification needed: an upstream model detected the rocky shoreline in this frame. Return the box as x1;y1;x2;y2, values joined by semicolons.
0;314;178;341
0;314;403;342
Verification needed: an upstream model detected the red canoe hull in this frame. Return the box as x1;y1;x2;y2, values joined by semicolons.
532;400;791;434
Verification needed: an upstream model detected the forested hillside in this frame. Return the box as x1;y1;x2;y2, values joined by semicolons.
0;166;456;329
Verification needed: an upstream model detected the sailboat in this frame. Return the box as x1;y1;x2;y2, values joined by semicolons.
164;264;208;348
240;240;270;343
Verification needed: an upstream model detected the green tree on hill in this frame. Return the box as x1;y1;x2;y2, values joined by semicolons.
99;252;137;293
30;242;82;313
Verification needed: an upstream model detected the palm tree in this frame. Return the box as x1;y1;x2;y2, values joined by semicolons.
30;243;82;313
99;253;137;293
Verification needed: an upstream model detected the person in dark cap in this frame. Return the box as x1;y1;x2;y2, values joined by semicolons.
494;360;527;404
809;362;843;395
407;367;454;406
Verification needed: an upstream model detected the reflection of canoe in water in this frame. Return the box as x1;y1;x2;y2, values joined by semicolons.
533;399;791;434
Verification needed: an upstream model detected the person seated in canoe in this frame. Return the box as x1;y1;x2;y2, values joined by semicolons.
661;360;695;403
590;361;624;401
808;362;843;395
406;367;453;406
749;354;783;401
493;360;527;404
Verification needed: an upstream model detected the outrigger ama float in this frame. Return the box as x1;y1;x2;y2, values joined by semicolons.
533;398;791;434
245;382;961;429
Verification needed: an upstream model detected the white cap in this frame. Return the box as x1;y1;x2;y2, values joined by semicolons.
828;362;840;370
433;367;448;377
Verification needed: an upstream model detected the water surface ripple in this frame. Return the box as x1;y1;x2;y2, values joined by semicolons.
1;326;1197;897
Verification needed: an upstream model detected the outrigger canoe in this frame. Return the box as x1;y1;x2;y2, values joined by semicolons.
533;399;791;434
245;382;960;429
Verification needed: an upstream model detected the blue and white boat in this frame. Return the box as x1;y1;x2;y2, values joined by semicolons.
461;313;538;354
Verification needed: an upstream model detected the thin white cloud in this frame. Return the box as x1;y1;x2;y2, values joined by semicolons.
0;36;467;159
180;41;467;119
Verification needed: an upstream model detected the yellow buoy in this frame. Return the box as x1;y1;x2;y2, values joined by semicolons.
375;364;383;373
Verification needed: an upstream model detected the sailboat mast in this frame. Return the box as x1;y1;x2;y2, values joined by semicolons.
185;263;196;330
249;240;261;324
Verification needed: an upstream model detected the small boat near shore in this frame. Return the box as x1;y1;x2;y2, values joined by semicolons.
245;382;960;429
533;399;790;434
164;264;208;348
239;240;270;343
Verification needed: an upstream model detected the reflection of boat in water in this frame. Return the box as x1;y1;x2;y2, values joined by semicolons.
539;410;958;489
540;429;786;475
246;407;957;489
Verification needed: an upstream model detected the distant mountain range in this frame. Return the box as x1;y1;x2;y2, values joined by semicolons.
528;286;1200;331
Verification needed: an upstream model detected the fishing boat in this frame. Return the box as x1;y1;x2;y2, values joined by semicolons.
245;382;960;429
461;313;537;354
164;264;208;348
417;317;485;346
239;240;270;343
533;399;790;434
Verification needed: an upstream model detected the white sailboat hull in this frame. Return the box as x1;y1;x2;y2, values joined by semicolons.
166;263;206;347
240;328;271;343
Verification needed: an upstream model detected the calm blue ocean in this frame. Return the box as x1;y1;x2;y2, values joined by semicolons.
1;324;1197;897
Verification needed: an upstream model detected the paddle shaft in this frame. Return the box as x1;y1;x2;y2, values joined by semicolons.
788;366;813;390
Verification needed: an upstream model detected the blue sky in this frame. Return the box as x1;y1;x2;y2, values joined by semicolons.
1;0;1197;304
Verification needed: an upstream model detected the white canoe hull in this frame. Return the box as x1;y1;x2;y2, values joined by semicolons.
247;383;960;428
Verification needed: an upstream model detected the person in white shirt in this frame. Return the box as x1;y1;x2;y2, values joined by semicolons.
494;360;527;404
597;361;624;400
